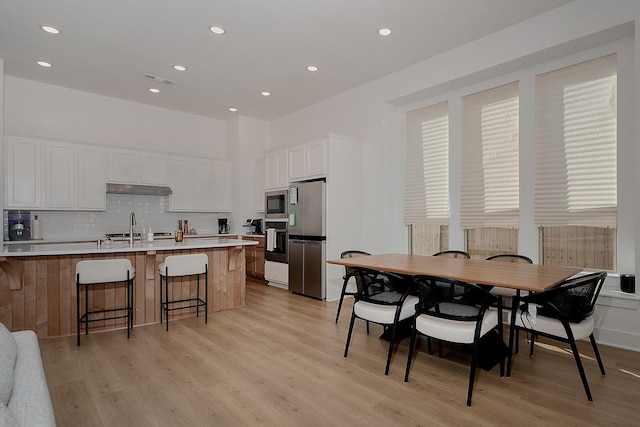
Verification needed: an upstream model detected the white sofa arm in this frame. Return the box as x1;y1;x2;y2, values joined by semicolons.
8;331;56;427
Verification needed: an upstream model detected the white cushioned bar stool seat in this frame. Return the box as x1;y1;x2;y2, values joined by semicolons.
76;259;135;346
158;253;208;331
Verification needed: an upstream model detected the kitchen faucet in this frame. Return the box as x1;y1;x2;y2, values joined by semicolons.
129;211;136;246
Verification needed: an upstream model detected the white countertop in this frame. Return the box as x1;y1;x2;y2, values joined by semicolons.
2;233;237;245
1;237;257;257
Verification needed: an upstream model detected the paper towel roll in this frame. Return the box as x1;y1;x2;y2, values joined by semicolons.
31;215;42;240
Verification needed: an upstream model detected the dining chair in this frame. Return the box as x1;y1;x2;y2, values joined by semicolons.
335;250;371;323
404;274;504;406
343;267;418;375
485;254;533;351
485;254;533;302
508;271;607;401
433;250;470;259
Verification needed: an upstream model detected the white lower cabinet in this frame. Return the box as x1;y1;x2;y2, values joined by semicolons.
264;260;288;289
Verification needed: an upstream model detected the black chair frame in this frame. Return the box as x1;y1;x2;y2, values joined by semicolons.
405;274;504;406
433;250;471;258
343;267;415;375
335;250;371;323
507;271;607;401
77;271;133;347
160;264;208;331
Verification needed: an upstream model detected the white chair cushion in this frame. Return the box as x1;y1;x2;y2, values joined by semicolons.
159;253;208;276
0;323;17;406
415;308;499;344
354;295;419;325
76;259;135;284
515;309;595;340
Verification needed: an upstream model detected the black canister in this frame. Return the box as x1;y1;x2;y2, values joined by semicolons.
620;274;635;293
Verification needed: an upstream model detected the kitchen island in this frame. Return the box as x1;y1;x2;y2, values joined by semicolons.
0;238;258;338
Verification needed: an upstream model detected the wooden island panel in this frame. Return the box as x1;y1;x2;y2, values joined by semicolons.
0;247;247;338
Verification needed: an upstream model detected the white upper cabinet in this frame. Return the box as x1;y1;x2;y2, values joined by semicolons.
140;152;170;185
256;159;265;212
6;136;42;208
265;148;288;190
45;141;76;209
169;157;232;212
107;148;169;185
77;145;106;210
168;156;193;211
305;138;327;178
192;159;214;212
289;137;327;182
5;136;106;211
107;148;139;184
288;145;305;181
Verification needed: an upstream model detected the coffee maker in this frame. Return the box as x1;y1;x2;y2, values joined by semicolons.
218;218;229;234
250;219;263;235
8;211;31;241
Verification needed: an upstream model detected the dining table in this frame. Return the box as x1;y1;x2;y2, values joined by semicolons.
327;253;582;376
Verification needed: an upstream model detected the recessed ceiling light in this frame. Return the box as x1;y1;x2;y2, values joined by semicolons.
261;91;271;97
209;26;225;35
36;61;52;68
229;107;238;112
306;65;319;72
149;88;160;93
378;28;392;36
41;25;60;34
173;65;187;71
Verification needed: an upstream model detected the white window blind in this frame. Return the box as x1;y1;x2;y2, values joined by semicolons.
460;82;520;228
404;102;449;224
535;54;617;227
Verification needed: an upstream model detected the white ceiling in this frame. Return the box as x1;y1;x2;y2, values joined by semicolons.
0;0;572;121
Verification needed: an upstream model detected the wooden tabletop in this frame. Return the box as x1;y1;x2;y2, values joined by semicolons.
327;253;582;292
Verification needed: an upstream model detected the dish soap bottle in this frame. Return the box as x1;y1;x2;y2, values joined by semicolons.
147;227;154;242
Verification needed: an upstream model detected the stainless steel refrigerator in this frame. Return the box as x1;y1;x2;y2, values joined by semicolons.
288;180;326;300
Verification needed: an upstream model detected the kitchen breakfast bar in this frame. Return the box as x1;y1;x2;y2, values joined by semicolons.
0;238;257;338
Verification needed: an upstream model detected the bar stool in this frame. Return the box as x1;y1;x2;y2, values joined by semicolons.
76;259;135;346
158;253;208;331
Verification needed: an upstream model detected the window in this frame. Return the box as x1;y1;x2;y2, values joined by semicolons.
404;102;449;255
535;54;617;270
461;82;520;257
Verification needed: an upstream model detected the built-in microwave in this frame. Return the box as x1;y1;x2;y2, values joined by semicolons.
265;190;288;219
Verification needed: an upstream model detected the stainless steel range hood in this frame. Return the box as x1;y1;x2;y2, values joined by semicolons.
106;183;172;196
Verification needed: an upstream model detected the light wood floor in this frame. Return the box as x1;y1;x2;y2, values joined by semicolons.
39;279;640;426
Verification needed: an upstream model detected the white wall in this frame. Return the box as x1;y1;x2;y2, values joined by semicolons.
4;76;226;157
269;0;640;350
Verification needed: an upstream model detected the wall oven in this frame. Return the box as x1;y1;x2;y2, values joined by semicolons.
265;220;288;263
265;190;288;219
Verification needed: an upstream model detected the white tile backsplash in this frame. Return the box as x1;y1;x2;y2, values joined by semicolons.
4;194;226;240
